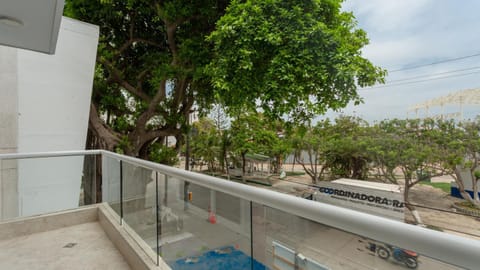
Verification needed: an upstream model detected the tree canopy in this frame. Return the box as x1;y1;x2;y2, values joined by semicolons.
66;0;229;157
65;0;384;159
207;0;385;120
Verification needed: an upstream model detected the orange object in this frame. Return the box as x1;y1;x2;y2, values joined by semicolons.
188;192;193;201
208;211;217;224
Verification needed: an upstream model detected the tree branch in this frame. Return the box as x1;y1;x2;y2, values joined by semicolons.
144;127;181;143
166;22;178;64
88;103;121;150
98;57;151;102
133;80;167;132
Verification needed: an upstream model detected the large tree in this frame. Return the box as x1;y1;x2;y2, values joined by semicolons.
367;118;459;224
190;117;220;172
455;119;480;206
66;0;229;157
291;116;371;183
230;112;281;181
431;118;480;207
207;0;385;120
290;121;331;184
66;0;384;159
323;116;371;180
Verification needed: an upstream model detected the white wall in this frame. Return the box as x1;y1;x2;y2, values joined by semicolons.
0;46;17;153
17;17;98;153
14;17;98;216
0;47;19;219
0;47;18;154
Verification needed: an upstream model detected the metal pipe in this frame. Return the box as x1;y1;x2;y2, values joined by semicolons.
0;150;101;160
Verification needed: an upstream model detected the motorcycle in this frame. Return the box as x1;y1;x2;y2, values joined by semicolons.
376;244;418;269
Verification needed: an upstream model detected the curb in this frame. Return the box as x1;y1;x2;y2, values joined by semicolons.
452;203;480;217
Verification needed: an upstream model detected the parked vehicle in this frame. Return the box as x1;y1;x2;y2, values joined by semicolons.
370;242;418;269
312;178;405;221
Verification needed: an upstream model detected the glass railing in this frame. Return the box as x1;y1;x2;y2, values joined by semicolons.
0;151;99;221
252;204;461;270
105;153;254;268
266;177;480;240
1;150;479;270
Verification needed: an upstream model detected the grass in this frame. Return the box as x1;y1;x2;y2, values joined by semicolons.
285;171;305;176
456;201;480;211
419;181;451;194
425;224;444;232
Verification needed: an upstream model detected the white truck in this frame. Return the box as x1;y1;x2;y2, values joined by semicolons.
313;178;405;221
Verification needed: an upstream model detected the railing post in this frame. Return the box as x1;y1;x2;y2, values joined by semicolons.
164;174;168;206
183;181;190;210
92;154;97;204
119;160;123;225
155;171;160;266
250;201;254;270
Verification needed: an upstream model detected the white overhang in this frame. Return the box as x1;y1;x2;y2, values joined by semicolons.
0;0;65;54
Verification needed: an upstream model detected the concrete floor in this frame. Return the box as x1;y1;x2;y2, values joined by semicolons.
0;222;131;270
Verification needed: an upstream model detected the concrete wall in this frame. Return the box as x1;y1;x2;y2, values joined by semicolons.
17;17;98;152
0;47;19;219
0;47;18;154
0;17;99;218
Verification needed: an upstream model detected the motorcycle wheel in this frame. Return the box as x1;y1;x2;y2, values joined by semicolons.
377;247;390;259
404;257;418;269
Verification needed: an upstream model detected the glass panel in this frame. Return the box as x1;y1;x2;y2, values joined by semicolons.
406;204;480;239
0;155;95;221
0;158;19;221
121;162;157;264
252;203;462;270
158;175;255;270
272;178;480;240
188;183;241;224
102;155;121;219
79;154;97;206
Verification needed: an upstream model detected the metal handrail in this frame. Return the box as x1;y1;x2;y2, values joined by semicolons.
0;150;101;160
1;150;480;269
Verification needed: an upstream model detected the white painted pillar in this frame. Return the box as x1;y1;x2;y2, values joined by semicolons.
0;46;19;220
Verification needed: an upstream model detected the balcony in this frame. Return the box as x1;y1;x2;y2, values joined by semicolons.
0;150;478;270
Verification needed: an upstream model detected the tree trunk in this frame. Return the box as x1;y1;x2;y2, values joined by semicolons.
138;139;154;160
88;104;120;151
454;167;477;205
404;178;423;225
85;127;105;203
274;154;282;174
471;165;479;203
473;177;479;203
296;155;316;184
292;156;295;172
95;154;103;203
224;155;230;180
241;152;247;183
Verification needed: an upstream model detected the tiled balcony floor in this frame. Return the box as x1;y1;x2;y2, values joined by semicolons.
0;222;131;270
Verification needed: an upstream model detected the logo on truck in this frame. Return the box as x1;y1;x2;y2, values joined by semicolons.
318;187;404;208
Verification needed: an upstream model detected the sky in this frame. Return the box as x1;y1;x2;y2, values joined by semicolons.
321;0;480;122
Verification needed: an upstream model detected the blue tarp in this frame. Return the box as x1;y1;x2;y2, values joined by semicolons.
169;246;267;270
451;186;480;199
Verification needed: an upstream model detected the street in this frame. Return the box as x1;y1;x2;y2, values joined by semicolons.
148;176;461;269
